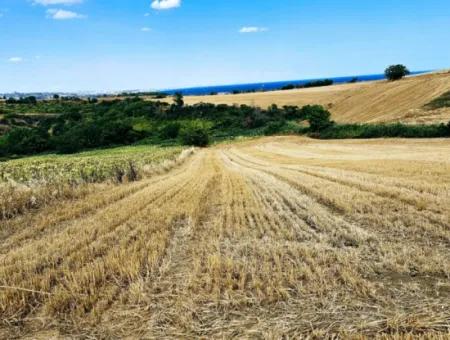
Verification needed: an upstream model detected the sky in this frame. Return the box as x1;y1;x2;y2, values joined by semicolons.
0;0;449;93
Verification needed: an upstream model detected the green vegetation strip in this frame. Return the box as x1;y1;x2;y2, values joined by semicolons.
0;145;183;184
1;92;450;162
424;91;450;109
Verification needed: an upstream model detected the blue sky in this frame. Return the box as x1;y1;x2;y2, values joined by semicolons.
0;0;449;92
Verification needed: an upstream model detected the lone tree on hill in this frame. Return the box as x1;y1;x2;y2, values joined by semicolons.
385;64;410;81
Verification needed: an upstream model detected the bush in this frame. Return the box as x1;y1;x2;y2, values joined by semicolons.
424;91;450;109
180;122;210;147
301;105;334;132
154;93;167;99
264;121;286;135
52;120;138;154
281;84;295;90
302;79;333;88
280;80;333;91
2;128;49;155
159;122;181;139
173;92;184;107
385;64;410;81
316;123;450;139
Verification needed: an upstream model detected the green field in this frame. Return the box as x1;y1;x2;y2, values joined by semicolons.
0;144;185;184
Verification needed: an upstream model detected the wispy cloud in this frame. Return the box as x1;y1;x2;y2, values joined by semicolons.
239;26;268;33
144;13;150;17
46;8;86;20
141;27;151;32
8;57;24;63
151;0;181;10
33;0;83;5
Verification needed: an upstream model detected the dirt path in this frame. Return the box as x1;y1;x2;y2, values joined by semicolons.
1;137;450;338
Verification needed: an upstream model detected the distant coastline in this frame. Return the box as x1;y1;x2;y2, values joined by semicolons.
163;70;430;96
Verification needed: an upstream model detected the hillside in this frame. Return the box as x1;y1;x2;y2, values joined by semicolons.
178;72;450;124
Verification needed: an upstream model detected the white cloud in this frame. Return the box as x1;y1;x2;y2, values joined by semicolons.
239;26;268;33
46;9;86;20
151;0;181;10
33;0;83;5
141;27;151;32
8;57;24;63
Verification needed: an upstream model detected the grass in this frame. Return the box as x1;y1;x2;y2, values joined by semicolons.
0;144;185;184
425;90;450;109
0;136;449;338
0;144;191;220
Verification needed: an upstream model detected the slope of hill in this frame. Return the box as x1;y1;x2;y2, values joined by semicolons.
180;72;450;124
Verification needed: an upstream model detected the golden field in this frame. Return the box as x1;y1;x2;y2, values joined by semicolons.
1;136;449;338
170;72;450;125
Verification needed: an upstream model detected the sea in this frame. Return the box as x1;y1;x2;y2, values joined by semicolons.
162;71;429;96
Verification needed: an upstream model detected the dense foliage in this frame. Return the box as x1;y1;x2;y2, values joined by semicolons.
0;96;310;157
5;96;37;105
316;122;450;139
281;79;334;90
385;64;410;81
1;94;449;159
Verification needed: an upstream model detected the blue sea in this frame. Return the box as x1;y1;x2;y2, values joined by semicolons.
163;71;429;96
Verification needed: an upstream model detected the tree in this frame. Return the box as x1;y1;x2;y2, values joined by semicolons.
159;122;181;139
173;92;184;107
53;94;60;100
180;122;209;147
2;128;49;155
301;105;334;132
385;64;410;81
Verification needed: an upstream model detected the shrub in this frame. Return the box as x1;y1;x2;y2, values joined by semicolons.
281;84;295;90
264;121;286;135
301;105;334;132
154;93;167;99
159;122;181;139
4;113;20;120
173;92;184;107
302;79;333;88
2;128;49;155
385;64;410;81
424;91;450;109
317;123;450;139
180;122;210;147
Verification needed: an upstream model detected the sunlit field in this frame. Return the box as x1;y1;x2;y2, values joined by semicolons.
1;136;449;338
174;72;450;125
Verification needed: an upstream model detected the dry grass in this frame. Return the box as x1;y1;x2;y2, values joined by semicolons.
163;72;450;125
1;136;449;338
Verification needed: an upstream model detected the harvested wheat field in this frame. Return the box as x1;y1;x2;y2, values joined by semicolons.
1;136;450;338
177;72;450;125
